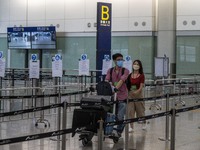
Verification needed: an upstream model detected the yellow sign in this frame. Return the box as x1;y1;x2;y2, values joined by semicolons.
100;4;111;27
101;6;109;21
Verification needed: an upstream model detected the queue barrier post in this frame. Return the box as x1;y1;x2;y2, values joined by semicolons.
170;108;176;150
125;98;129;150
97;119;104;150
61;101;67;150
159;93;170;141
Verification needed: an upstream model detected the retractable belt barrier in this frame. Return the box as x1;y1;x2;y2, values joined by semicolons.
105;111;171;126
0;89;90;100
0;90;89;118
145;80;200;87
0;89;199;146
105;104;200;127
0;90;199;118
0;128;75;145
0;103;63;117
0;103;199;146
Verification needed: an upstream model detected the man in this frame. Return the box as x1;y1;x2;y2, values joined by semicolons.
105;53;129;137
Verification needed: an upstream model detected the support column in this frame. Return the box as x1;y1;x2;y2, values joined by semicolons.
157;0;177;76
96;2;112;82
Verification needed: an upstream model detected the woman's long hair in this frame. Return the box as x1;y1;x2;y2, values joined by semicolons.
133;59;144;74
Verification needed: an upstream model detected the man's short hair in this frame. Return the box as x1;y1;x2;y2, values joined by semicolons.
112;53;123;60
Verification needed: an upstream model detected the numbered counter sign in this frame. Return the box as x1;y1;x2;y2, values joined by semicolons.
126;56;131;61
31;54;37;61
104;55;110;61
81;54;87;60
55;54;61;61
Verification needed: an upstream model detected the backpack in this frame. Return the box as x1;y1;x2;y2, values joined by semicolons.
96;81;113;96
126;73;132;91
109;67;125;82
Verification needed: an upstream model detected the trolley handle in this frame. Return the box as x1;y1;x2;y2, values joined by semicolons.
113;90;118;114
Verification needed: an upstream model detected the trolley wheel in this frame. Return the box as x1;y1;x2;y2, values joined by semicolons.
113;137;119;143
82;138;89;146
35;123;38;127
44;124;47;128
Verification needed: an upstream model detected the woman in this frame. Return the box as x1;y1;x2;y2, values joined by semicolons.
126;60;146;132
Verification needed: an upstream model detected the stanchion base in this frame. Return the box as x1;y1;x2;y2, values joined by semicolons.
158;137;170;141
35;118;50;128
149;104;162;111
175;100;186;107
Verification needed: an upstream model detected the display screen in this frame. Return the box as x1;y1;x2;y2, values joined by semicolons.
7;30;31;49
7;26;56;50
31;31;56;49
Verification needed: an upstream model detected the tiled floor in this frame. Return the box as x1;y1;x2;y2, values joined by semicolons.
0;96;200;150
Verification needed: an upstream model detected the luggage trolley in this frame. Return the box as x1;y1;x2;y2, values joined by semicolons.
72;81;119;146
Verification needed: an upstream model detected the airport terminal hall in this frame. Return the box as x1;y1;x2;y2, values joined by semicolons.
0;0;200;150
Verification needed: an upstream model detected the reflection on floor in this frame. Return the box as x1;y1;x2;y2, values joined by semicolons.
0;101;200;150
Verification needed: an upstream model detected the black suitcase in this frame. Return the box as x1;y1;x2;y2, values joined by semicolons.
80;81;113;111
80;95;112;111
72;109;107;133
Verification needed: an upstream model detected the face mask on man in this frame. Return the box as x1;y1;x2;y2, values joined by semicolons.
133;64;140;70
116;60;123;67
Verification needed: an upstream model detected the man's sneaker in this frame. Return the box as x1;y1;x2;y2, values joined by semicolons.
142;123;147;130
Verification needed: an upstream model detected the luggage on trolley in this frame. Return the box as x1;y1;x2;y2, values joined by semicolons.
72;81;119;146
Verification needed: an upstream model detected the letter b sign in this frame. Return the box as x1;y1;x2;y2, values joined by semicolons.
101;5;109;21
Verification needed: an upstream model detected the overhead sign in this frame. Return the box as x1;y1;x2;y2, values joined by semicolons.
97;2;112;30
7;26;56;49
7;26;56;32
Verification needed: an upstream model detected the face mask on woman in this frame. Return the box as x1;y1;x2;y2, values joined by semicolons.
116;60;123;67
133;64;140;70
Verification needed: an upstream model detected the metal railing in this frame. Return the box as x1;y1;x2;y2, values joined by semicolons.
0;69;200;150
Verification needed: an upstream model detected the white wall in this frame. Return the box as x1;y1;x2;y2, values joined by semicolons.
1;0;200;34
0;0;154;33
177;0;200;30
